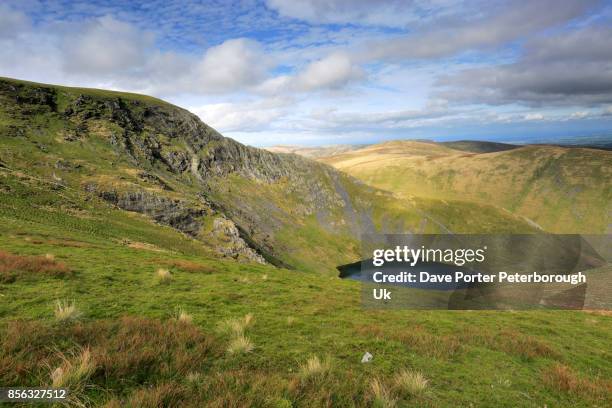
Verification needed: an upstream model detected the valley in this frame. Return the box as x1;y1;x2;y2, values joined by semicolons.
0;78;610;407
320;140;612;234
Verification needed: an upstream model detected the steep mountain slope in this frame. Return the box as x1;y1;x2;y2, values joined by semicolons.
321;140;612;233
0;78;534;274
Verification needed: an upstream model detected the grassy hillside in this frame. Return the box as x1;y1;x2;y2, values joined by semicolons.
0;175;610;407
439;140;519;153
0;78;535;274
322;141;612;233
0;78;610;407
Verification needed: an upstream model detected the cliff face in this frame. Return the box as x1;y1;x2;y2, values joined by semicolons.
0;78;533;273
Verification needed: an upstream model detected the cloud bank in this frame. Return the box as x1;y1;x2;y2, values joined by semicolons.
0;0;610;145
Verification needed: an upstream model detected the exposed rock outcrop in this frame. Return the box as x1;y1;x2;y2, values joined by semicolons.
89;188;207;237
212;217;266;264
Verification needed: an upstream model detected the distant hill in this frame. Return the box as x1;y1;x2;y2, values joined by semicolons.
265;144;363;159
321;140;612;233
441;140;519;153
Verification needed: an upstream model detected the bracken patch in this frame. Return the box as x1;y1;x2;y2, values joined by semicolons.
542;363;611;403
0;317;218;400
0;250;71;283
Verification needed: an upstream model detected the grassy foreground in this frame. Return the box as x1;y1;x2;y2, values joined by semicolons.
0;185;610;407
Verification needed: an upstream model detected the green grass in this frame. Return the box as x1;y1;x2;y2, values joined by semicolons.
0;77;610;407
0;186;610;407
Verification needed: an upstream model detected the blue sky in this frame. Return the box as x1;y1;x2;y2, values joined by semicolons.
1;0;611;146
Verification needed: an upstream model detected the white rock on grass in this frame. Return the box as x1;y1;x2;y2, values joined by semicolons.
361;352;373;363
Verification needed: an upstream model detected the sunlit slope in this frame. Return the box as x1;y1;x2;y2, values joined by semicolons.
0;78;536;275
321;141;612;233
0;80;610;408
1;177;610;407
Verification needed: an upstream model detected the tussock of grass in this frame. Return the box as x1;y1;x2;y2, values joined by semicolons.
155;268;172;284
298;356;331;381
218;314;254;336
0;250;71;283
218;318;245;336
185;372;202;384
54;300;81;322
370;378;396;408
286;316;296;326
175;308;193;324
226;335;254;354
50;347;95;388
394;369;428;396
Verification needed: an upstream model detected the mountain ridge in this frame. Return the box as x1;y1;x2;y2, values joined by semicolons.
320;140;612;233
0;77;536;273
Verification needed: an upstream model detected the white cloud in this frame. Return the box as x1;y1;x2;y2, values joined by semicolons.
193;38;270;93
570;111;588;119
524;113;544;121
358;0;598;61
0;11;272;97
295;52;363;91
190;96;291;132
63;16;154;76
266;0;465;27
255;52;364;94
0;1;609;146
436;26;612;107
256;75;293;94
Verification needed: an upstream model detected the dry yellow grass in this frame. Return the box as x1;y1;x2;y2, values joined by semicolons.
163;259;214;273
175;309;193;324
394;369;428;396
54;300;81;322
218;314;254;336
226;335;254;354
51;347;95;388
155;268;172;283
298;356;331;380
370;378;396;408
